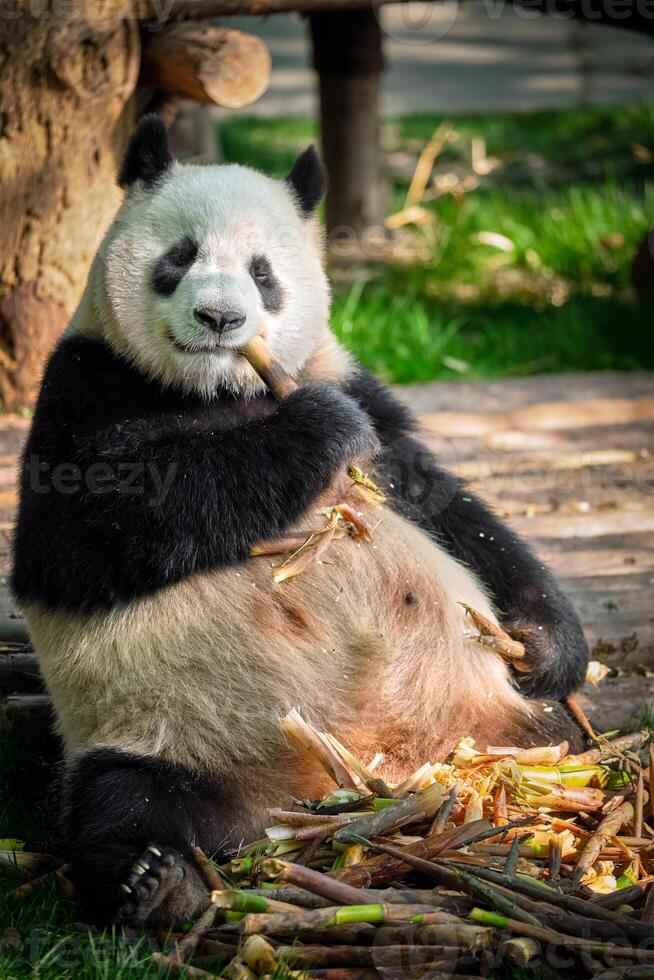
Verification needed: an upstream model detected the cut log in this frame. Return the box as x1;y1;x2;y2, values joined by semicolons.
0;653;41;694
310;9;386;239
141;23;271;109
0;617;29;645
4;693;50;722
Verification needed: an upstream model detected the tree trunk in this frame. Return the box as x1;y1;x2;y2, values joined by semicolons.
0;4;139;410
310;9;386;244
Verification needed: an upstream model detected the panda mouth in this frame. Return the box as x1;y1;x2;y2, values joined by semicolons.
167;331;229;356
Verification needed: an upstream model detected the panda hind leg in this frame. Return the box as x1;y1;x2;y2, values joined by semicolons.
63;748;228;931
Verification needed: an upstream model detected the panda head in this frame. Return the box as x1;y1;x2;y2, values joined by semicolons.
92;115;329;398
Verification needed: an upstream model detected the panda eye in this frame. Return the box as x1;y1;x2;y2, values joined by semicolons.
169;237;198;267
250;256;272;283
249;255;284;314
152;236;199;297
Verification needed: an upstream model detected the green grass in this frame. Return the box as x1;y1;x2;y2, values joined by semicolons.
218;104;654;383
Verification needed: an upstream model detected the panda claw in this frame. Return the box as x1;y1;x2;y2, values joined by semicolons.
115;845;186;930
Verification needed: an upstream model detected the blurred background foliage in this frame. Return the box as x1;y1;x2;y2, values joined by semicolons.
220;102;654;383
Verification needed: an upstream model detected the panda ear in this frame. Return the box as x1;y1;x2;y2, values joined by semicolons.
118;114;173;190
285;146;326;216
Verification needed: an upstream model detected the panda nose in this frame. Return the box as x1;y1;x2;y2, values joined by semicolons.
193;308;246;333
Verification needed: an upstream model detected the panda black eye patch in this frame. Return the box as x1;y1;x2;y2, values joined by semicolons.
250;255;284;314
152;236;199;297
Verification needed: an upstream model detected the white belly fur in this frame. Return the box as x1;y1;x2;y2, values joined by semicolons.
22;477;533;795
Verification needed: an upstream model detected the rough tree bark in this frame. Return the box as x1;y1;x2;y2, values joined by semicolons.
0;2;139;411
0;1;276;411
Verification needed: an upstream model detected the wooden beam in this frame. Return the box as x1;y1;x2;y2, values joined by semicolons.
139;0;654;37
140;0;398;19
310;8;386;238
141;23;271;109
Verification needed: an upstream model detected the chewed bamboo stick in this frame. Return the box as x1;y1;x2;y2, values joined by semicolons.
501;936;541;968
563;732;648;766
241;335;297;400
192;845;224;891
151;955;216;978
324;733;395;798
221;959;257;980
240;935;277;974
249;531;326;557
635;770;645;840
460;604;529;669
158;902;219;969
572;802;634;887
275;944;469;968
503;836;520;877
334;818;492;889
248;884;463;911
280;709;358;790
278;969;379;980
469;908;654;961
333;781;445;844
267;819;347;842
460;604;516;644
263;859;383;907
239;902;460;936
211;888;301;913
566;694;597;741
430;783;460;836
485;742;569;765
12;862;70;899
267;810;346;828
242;887;332;910
475;634;528;667
219;924;379;946
272;520;339;585
591;882;648;909
449;863;654;944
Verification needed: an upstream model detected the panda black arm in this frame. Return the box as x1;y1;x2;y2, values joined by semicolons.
344;368;588;700
12;339;378;612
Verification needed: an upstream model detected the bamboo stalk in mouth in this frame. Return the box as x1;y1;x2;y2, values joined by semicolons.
240;334;298;400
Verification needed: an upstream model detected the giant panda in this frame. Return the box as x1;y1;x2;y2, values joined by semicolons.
12;116;588;930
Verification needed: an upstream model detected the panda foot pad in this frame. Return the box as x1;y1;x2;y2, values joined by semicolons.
115;845;185;930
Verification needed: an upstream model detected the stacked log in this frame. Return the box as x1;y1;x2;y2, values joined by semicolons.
0;618;46;722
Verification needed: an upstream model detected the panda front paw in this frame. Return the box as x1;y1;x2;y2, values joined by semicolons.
115;844;208;932
282;384;381;465
506;614;589;701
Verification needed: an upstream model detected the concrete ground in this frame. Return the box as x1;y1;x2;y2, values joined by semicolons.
218;2;654;119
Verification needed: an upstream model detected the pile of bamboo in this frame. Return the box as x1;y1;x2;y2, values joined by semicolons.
155;712;654;979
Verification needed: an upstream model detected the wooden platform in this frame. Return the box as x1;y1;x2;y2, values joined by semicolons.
1;370;653;731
